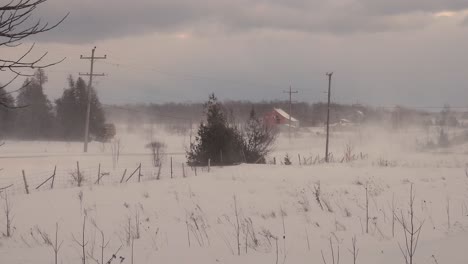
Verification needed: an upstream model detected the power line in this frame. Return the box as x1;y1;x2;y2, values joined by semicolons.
80;47;106;153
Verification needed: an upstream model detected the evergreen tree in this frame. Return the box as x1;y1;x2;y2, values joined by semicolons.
0;90;15;138
14;69;54;139
187;94;244;166
55;76;107;141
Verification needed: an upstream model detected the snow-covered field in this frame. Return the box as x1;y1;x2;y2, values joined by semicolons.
1;124;468;264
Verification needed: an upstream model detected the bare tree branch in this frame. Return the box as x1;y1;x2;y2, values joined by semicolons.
0;0;67;107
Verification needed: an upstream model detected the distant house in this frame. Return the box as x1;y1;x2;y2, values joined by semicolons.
264;108;300;128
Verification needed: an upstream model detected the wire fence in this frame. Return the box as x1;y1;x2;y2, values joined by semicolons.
0;159;210;196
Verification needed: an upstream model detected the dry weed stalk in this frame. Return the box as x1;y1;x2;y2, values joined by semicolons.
72;214;88;264
52;223;64;264
395;184;424;264
2;192;13;237
365;185;369;234
348;235;359;264
311;182;324;211
91;220;110;264
388;193;396;238
234;195;241;255
321;236;340;264
111;139;121;169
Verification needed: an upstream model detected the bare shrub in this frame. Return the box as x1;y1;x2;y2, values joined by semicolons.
311;182;324;211
70;163;85;187
283;154;292;165
343;143;354;163
146;141;166;167
376;158;397;167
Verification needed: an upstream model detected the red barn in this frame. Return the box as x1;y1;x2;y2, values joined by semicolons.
263;108;300;128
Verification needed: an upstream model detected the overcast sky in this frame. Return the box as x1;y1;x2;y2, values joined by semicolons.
3;0;468;107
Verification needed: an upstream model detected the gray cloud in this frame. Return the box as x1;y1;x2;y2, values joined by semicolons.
12;0;468;108
33;0;468;44
462;15;468;26
358;0;468;15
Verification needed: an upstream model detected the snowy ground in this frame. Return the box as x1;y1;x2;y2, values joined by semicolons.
1;124;468;264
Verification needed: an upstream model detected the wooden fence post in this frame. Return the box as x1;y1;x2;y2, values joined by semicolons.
51;166;57;189
170;157;173;179
125;164;141;182
298;154;301;166
138;163;142;182
182;163;186;178
22;170;29;194
36;166;57;190
97;164;101;184
208;159;211;172
273;157;276;165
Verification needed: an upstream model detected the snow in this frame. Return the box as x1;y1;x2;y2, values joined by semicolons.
0;124;467;264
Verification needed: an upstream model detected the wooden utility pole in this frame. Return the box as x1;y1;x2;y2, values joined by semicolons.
325;72;333;162
80;47;106;153
283;86;298;141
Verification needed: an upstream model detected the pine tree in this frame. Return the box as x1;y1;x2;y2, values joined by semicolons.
55;76;107;141
14;69;54;139
0;90;15;138
187;94;244;166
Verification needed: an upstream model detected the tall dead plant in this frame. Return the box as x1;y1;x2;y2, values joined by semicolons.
2;192;13;237
321;236;340;264
395;184;424;264
111;139;121;169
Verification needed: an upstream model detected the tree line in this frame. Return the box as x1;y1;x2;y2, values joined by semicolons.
0;69;113;141
105;99;392;128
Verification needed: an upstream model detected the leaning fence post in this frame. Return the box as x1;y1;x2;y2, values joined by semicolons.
170;157;173;179
182;163;186;178
97;163;101;184
298;154;302;166
22;170;29;194
120;169;127;183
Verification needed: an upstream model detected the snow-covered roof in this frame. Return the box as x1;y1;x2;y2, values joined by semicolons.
340;118;352;123
274;108;299;122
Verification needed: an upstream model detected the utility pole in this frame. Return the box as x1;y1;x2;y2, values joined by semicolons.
325;72;333;162
283;86;298;141
80;47;106;153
